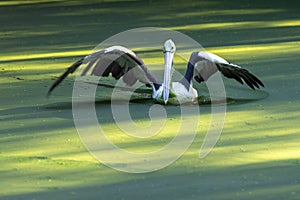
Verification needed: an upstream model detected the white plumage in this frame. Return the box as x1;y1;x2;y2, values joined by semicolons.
48;39;264;104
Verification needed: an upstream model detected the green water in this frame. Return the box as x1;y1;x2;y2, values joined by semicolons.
0;0;299;199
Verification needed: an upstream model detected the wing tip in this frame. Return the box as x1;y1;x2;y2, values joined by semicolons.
46;57;84;98
46;88;52;99
46;84;55;99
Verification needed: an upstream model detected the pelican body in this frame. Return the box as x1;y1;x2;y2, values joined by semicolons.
48;40;264;104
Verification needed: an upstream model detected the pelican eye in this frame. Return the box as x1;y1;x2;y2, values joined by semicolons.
163;47;175;53
169;45;176;52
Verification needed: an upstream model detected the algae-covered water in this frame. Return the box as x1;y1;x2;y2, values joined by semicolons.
0;0;299;199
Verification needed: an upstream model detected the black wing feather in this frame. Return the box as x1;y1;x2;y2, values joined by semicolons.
216;63;264;90
81;57;97;76
218;66;244;85
184;51;264;91
47;57;84;97
47;47;161;97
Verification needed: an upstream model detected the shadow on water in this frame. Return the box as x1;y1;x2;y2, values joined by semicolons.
45;88;269;109
45;79;269;109
0;87;268;134
1;159;299;200
197;86;269;106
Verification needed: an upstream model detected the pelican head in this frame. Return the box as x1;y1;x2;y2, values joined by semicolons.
163;39;176;53
163;39;176;104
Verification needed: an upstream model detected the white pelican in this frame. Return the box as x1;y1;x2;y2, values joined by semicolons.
47;39;264;104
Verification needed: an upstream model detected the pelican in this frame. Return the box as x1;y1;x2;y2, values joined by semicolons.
47;39;264;104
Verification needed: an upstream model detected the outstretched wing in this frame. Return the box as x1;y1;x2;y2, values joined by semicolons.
188;51;264;89
47;46;161;97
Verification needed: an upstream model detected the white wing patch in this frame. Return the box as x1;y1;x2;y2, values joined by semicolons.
104;45;136;57
198;51;229;64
